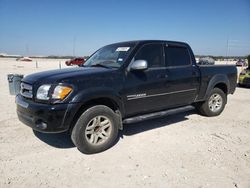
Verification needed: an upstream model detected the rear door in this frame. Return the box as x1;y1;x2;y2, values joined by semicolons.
163;43;200;108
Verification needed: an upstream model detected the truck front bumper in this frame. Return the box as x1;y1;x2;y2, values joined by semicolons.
16;94;78;133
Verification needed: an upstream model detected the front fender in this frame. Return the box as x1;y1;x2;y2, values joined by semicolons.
70;87;125;116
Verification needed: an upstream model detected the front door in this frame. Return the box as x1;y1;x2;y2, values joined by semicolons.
123;43;168;117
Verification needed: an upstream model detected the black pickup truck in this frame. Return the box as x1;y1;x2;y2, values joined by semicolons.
16;40;237;153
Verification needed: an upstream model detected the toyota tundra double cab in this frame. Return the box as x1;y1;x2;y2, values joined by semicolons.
16;40;237;154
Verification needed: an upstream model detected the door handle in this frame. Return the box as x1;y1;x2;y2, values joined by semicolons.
192;71;197;76
157;74;168;79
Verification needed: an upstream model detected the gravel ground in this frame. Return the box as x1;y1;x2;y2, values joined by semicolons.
0;58;249;188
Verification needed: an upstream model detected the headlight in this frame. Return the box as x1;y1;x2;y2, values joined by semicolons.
36;84;51;100
52;85;72;100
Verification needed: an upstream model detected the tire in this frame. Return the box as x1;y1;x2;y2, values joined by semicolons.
71;105;119;154
195;88;227;117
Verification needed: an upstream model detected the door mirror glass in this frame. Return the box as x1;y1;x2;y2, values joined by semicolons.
130;60;148;71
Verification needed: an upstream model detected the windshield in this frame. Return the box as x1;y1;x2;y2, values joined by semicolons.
84;42;136;68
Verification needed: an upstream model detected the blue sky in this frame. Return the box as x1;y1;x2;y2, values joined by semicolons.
0;0;249;56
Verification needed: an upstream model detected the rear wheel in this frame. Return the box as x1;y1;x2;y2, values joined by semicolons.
195;88;227;117
71;105;119;154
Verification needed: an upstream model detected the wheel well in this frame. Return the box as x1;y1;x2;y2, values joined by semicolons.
84;98;120;112
214;83;228;94
68;98;121;133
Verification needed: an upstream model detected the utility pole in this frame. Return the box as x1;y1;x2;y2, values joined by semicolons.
226;38;229;64
26;44;29;57
73;36;76;57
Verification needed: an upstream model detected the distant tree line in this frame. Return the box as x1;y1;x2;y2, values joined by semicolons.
0;55;89;59
195;55;249;61
0;54;248;61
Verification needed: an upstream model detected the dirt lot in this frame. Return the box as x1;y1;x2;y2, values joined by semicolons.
0;58;250;188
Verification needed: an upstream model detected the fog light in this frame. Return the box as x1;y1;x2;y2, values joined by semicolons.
36;121;47;130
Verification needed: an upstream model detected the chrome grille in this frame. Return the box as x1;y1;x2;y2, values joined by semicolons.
20;82;33;99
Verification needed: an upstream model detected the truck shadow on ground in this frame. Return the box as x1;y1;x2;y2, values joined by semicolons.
33;130;75;149
33;109;196;149
121;109;195;137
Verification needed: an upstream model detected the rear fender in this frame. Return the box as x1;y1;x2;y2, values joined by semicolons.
204;74;230;99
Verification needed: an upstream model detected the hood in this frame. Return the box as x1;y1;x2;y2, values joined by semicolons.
22;67;113;84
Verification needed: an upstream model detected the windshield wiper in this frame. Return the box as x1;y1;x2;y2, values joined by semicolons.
90;63;112;69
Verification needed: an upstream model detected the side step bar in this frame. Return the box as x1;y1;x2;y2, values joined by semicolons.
122;105;194;124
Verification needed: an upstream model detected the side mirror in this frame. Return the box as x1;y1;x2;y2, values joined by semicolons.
130;60;148;71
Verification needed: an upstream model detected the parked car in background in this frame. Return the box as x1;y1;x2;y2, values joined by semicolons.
16;57;32;62
239;69;250;87
197;57;215;65
236;59;247;67
65;57;85;66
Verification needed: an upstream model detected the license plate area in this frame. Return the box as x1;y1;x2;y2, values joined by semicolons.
16;96;29;108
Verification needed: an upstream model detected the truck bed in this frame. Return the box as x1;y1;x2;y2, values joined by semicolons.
196;65;237;101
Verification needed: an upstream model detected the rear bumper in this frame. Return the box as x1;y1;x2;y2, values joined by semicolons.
16;94;78;133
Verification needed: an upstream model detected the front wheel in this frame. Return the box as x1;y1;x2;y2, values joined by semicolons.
71;105;119;154
195;88;227;117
